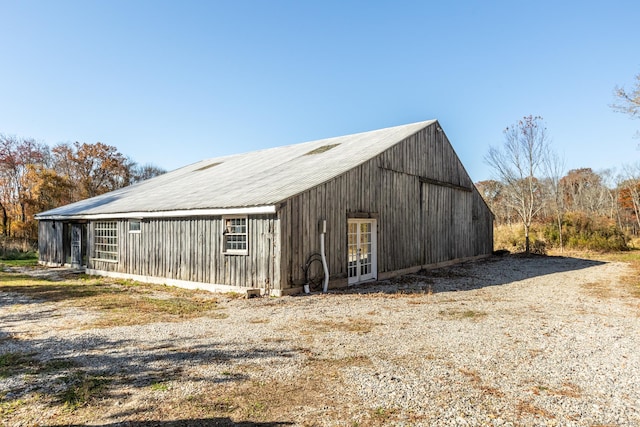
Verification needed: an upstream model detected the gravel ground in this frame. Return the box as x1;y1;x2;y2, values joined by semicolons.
1;255;639;426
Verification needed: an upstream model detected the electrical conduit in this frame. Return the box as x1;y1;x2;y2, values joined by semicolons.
320;226;329;293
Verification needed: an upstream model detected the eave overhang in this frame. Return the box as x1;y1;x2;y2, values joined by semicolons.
35;205;277;221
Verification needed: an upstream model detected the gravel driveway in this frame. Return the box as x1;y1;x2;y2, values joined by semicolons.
1;255;639;426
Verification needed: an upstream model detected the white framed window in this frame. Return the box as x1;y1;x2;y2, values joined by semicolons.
94;221;118;261
223;216;248;255
128;220;141;233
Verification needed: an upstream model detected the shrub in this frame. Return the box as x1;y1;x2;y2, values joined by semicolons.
541;212;628;252
494;225;547;254
0;249;38;261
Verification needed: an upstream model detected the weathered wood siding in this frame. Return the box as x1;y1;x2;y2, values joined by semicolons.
38;220;64;265
472;189;494;256
421;182;474;264
278;122;493;289
87;215;280;291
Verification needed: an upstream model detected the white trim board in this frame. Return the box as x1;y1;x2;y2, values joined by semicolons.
35;205;277;221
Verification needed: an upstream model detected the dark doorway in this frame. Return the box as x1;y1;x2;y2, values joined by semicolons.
63;222;88;267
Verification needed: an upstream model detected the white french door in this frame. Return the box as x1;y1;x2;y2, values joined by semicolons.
347;219;377;285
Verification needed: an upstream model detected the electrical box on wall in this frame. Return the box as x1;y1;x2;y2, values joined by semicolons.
318;219;327;234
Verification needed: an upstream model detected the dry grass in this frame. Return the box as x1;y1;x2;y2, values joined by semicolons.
300;317;379;334
84;355;373;425
459;367;505;397
0;351;38;379
572;250;640;299
306;354;372;369
581;281;615;299
459;367;482;383
0;351;80;380
530;382;582;398
0;352;103;421
439;308;487;320
56;371;112;411
1;358;331;424
0;271;225;328
554;383;582;398
516;400;555;419
621;255;640;298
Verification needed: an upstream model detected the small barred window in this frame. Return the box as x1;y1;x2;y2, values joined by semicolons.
94;221;118;261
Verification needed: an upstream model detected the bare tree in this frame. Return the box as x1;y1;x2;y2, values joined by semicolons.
544;152;566;252
618;163;640;232
612;72;640;143
476;179;519;226
485;115;551;253
598;168;620;223
560;168;611;215
612;73;640;119
128;161;166;184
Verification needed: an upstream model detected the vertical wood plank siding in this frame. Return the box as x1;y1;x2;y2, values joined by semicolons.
87;215;280;292
38;220;64;264
279;123;493;289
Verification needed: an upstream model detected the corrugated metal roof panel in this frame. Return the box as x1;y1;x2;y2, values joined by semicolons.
36;120;436;218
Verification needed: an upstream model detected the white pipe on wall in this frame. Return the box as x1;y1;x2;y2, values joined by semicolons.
320;223;329;293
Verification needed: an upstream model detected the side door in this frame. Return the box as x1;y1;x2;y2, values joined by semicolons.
347;219;377;285
70;224;82;268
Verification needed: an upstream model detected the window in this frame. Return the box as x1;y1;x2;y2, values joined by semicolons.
223;216;248;254
94;221;118;261
129;220;141;233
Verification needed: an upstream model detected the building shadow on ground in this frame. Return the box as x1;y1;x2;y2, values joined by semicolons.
45;419;294;427
336;254;608;295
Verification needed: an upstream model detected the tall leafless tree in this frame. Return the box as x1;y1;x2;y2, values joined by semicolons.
544;151;566;252
618;163;640;232
485;115;551;253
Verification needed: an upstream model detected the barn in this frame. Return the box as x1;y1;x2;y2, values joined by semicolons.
36;120;493;296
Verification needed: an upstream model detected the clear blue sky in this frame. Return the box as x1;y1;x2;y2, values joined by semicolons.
1;0;638;182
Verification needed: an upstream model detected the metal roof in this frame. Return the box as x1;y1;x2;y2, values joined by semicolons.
36;120;436;219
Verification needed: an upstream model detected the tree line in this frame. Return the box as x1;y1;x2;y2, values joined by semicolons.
0;134;165;245
3;72;639;253
479;121;639;253
479;73;640;253
477;163;640;253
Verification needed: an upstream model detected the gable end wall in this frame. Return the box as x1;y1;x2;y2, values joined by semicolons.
278;122;493;290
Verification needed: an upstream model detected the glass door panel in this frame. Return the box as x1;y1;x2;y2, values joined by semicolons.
347;219;377;284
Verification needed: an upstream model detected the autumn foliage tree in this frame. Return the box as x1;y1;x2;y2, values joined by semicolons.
0;135;50;239
52;142;132;200
0;134;165;247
